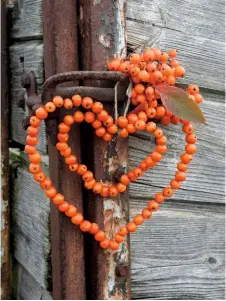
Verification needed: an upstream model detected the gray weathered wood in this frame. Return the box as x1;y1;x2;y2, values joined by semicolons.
12;260;52;300
127;0;225;91
129;200;225;300
10;149;51;290
129;90;225;205
9;41;47;152
11;0;42;40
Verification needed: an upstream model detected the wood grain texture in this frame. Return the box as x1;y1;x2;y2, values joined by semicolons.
127;0;225;91
128;90;225;205
129;200;225;300
10;149;51;291
10;0;42;40
9;41;47;152
12;260;52;300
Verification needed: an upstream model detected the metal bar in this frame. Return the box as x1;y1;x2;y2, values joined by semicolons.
79;1;131;299
43;0;86;299
1;1;10;299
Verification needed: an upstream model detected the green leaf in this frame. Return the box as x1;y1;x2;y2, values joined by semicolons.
155;85;206;124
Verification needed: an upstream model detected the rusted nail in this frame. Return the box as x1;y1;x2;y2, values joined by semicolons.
116;264;129;277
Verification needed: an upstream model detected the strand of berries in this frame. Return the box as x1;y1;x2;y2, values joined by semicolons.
25;47;201;251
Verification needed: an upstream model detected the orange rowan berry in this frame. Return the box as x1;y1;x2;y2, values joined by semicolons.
162;187;174;197
64;98;73;109
120;62;130;73
84;179;96;190
143;49;154;62
156;136;167;145
53;96;64;107
45;102;56;112
108;59;121;71
100;239;110;249
92;102;104;113
77;164;88;175
95;127;106;137
118;226;128;236
45;186;57;198
146;62;157;73
69;164;78;172
107;124;118;134
74;111;84;123
127;222;137;232
120;174;130;186
138;70;150;82
175;171;187;182
58;201;70;212
33;171;46;183
127;113;139;125
65;205;77;217
180;152;192;164
27;126;39;137
161;116;171;126
29;163;41;174
187;85;199;95
137;111;147;122
65;155;77;165
114;234;124;243
127;124;136;134
133;167;143;178
109;240;119;251
82;97;93;109
57;133;69;142
185;144;197;154
29;152;41;164
25;145;36;154
161;64;174;76
104;116;114;127
71;213;84;225
159;52;169;63
26;135;39;146
140;161;148;171
52;193;64;205
100;185;109;197
116;183;127;193
182;123;194;134
60;147;72;157
97;110;108;122
82;171;94;182
109;186;118;197
168;49;177;58
169;59;180;67
40;177;52;190
175;66;185;77
120;128;129;138
94;230;106;242
148;200;159;211
89;223;99;234
136;94;146;103
170;179;181;190
152;48;161;60
80;220;91;232
93;182;103;194
186;134;197;144
180;119;190;125
151;151;162;162
135;119;146;131
117;116;128;128
134;214;144;225
145;157;156;168
103;133;112;142
155;106;166;118
84;112;95;123
140;209;151;219
63;115;74;126
56;142;68;151
131;89;137;98
92;120;102;129
194;94;203;104
170;115;180;125
154;128;163;138
72;94;82;106
131;76;141;84
155;144;167;154
177;162;188;172
35;107;48;120
155;193;165;203
58;123;70;133
130;66;141;77
134;84;145;94
166;75;176;85
146;121;156;133
127;170;137;181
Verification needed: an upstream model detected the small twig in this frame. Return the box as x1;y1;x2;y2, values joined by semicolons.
114;82;120;121
123;79;133;117
123;98;131;117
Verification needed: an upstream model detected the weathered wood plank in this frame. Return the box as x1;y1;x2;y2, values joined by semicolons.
9;41;47;152
10;0;42;40
127;0;225;91
10;149;51;289
129;90;225;204
12;260;52;300
130;200;225;299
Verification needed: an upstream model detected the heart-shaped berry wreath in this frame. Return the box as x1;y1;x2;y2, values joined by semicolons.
25;48;206;251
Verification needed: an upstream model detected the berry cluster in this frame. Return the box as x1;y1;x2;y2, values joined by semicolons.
25;48;201;251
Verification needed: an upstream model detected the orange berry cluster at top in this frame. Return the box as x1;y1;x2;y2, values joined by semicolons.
108;48;203;126
25;86;198;250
